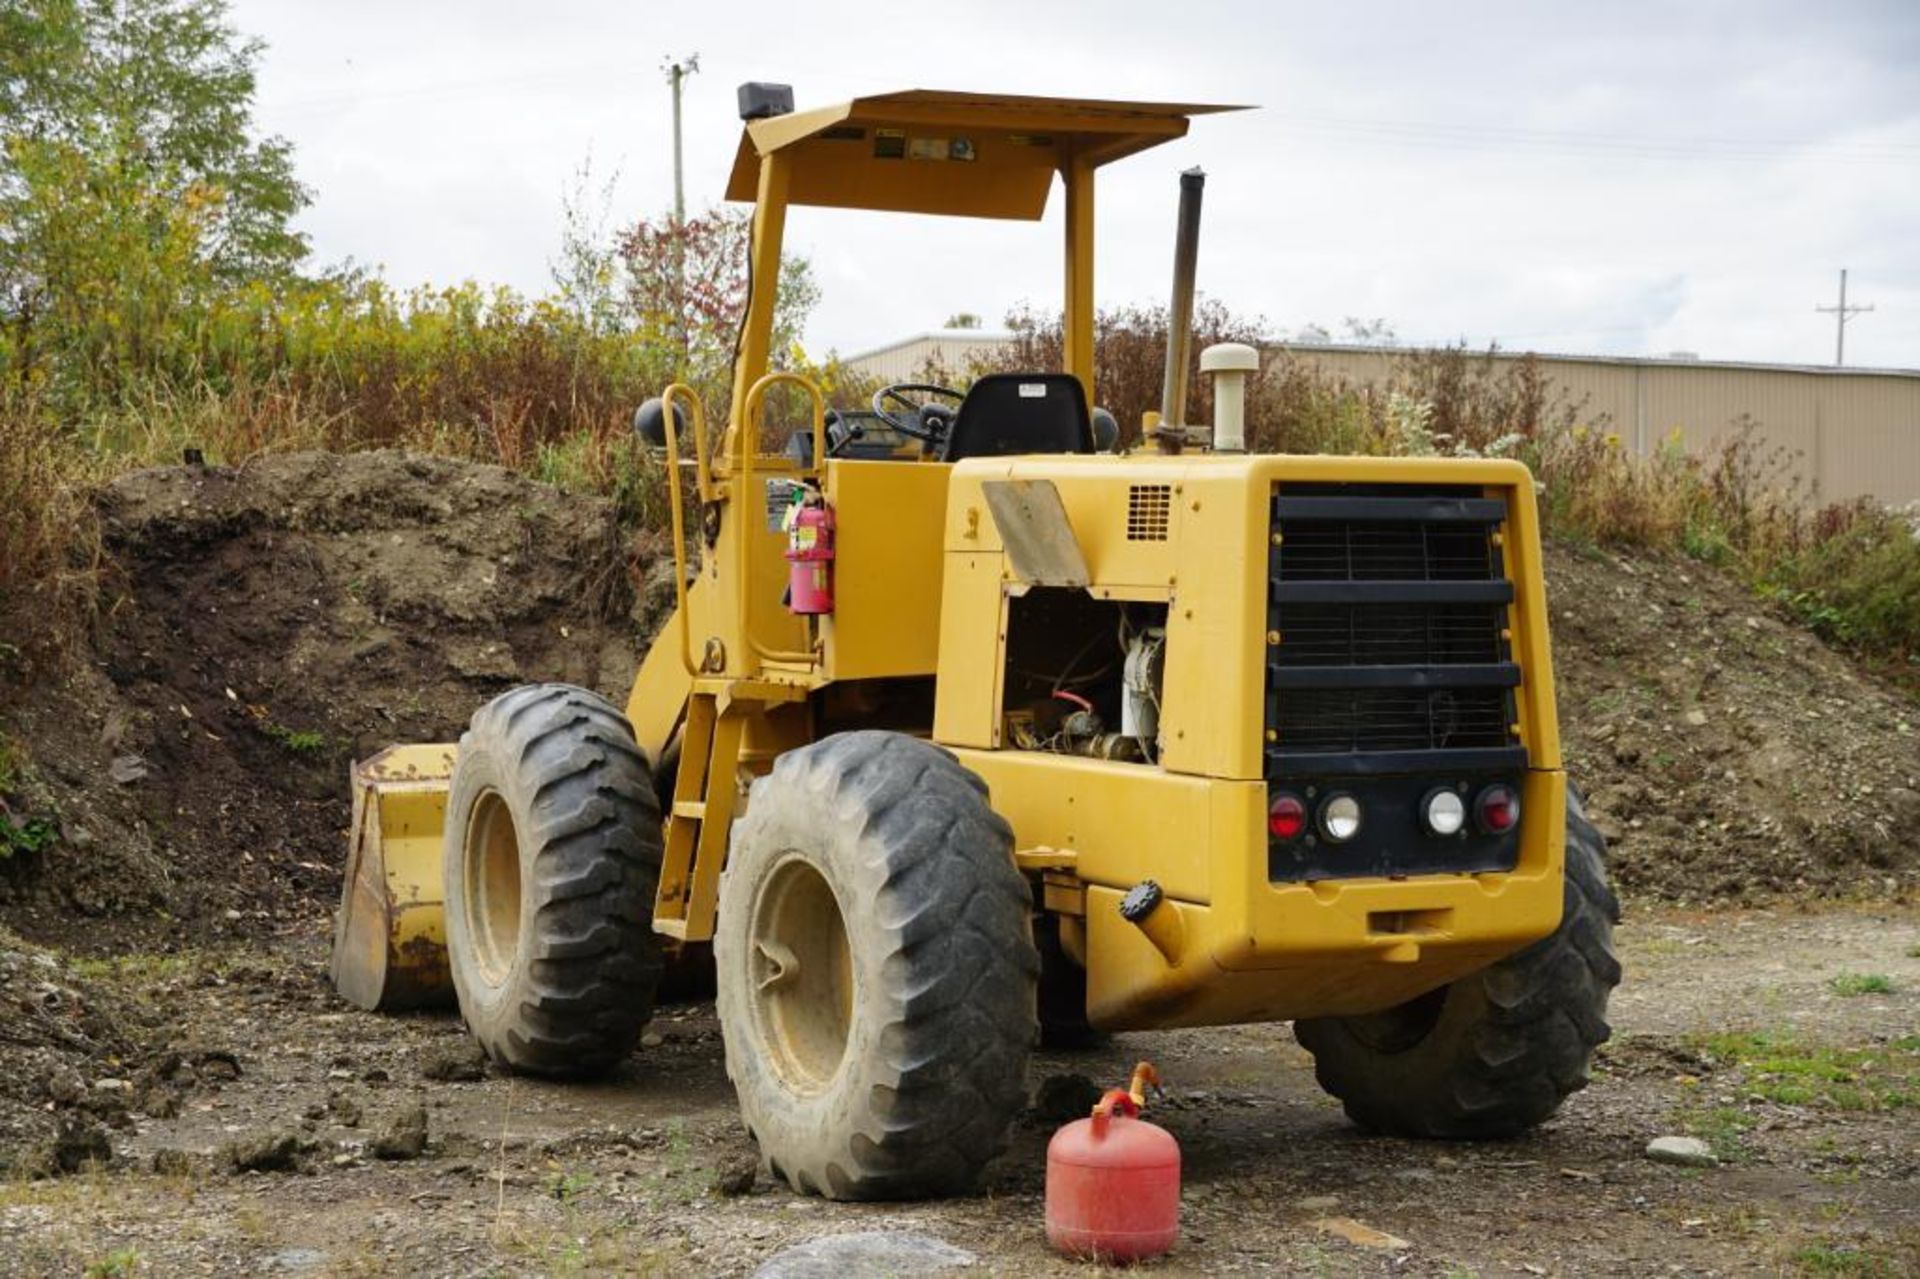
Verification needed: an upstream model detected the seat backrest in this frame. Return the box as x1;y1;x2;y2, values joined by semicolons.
942;373;1094;463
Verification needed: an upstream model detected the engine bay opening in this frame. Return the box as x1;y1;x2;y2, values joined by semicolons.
1002;589;1168;764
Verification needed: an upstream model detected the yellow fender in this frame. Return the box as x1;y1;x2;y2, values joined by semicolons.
330;743;458;1011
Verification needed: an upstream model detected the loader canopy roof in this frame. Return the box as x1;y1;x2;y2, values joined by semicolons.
724;90;1245;220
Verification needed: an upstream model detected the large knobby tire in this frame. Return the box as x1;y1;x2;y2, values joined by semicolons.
715;731;1040;1200
1293;790;1622;1138
442;683;664;1077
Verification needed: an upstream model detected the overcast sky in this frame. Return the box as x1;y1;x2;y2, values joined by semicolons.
235;0;1919;369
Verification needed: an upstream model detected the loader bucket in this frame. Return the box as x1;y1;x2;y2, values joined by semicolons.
331;743;459;1011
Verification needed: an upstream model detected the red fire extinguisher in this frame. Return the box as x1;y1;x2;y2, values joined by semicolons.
782;487;835;615
1046;1062;1180;1261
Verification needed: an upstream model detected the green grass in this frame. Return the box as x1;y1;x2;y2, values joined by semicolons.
69;952;194;984
1681;1104;1757;1160
1829;973;1897;998
1789;1241;1905;1277
84;1248;141;1278
1694;1031;1918;1112
545;1166;594;1203
263;723;328;755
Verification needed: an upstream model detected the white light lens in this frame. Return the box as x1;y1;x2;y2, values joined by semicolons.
1321;794;1362;842
1425;790;1466;836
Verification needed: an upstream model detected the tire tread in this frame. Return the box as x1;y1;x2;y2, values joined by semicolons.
446;683;664;1078
717;730;1038;1200
1294;796;1621;1138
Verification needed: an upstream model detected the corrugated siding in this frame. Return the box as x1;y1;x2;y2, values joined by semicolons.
846;335;1011;384
1281;348;1920;506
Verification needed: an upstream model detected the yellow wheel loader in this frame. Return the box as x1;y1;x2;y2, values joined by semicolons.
332;85;1620;1200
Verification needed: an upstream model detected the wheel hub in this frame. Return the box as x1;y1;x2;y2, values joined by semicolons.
750;856;853;1093
463;788;523;986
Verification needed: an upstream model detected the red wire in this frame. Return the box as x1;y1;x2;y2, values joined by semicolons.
1051;690;1094;713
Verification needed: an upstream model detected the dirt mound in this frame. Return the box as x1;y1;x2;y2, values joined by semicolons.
1;452;668;949
0;451;1913;953
1550;544;1919;902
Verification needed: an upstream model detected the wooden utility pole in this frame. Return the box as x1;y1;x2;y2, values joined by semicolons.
1815;268;1874;367
662;54;700;225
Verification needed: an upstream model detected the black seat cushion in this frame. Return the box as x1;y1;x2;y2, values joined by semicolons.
941;373;1094;463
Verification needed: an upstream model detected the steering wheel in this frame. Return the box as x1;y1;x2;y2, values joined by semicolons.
872;383;964;444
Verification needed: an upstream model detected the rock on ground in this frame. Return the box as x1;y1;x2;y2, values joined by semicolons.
418;1040;486;1083
1645;1135;1719;1168
371;1102;428;1160
754;1231;978;1277
221;1131;303;1174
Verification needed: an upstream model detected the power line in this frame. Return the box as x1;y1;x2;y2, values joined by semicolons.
1815;269;1874;367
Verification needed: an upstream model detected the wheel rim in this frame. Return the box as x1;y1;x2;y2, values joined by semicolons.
463;788;523;987
748;855;853;1093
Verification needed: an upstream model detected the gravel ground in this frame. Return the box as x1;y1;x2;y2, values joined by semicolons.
1;904;1913;1277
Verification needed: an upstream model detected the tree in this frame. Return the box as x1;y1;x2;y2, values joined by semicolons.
549;157;625;338
1;0;309;397
615;206;819;420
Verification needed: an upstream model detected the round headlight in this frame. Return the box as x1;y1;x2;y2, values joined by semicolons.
1268;792;1307;841
1423;788;1467;836
1476;784;1520;834
1319;793;1362;842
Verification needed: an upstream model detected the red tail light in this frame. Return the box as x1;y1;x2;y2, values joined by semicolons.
1475;784;1520;833
1268;793;1307;840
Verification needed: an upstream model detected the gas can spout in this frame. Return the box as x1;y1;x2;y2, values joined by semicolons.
1125;1060;1162;1110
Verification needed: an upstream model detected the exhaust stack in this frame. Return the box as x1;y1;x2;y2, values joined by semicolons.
1156;168;1206;448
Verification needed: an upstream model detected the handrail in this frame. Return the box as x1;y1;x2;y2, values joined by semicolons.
658;384;708;677
737;372;828;669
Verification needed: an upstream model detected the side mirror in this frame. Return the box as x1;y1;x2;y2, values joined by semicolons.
632;397;668;449
1091;406;1120;453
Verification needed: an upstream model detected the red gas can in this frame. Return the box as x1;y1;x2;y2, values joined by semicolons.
1045;1064;1180;1262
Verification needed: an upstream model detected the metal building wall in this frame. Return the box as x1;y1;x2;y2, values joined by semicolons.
843;333;1012;384
1277;346;1920;505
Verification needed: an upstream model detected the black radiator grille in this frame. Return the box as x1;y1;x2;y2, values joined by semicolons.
1272;688;1512;753
1273;603;1504;668
1265;483;1521;775
1276;520;1495;581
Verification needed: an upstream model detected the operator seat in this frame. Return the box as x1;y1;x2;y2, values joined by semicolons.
941;373;1094;463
